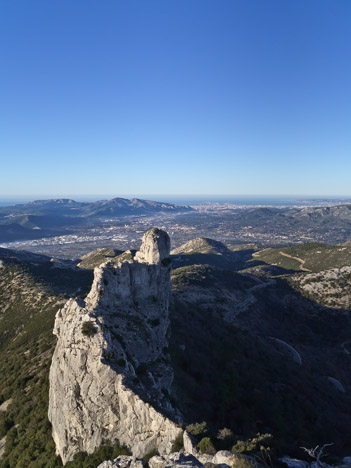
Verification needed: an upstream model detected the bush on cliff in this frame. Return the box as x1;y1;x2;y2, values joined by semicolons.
198;437;216;455
81;321;96;337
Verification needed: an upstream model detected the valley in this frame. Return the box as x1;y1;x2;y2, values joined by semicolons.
1;214;351;466
1;199;351;467
2;199;351;261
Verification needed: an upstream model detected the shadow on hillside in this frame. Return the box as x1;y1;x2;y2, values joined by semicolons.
168;269;351;457
171;248;264;271
171;253;237;270
3;253;94;297
171;247;307;276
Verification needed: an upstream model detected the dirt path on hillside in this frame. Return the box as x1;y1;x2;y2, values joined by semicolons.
279;251;311;272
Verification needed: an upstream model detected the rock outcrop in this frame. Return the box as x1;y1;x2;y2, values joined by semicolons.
135;228;171;265
98;455;146;468
98;445;255;468
48;228;181;464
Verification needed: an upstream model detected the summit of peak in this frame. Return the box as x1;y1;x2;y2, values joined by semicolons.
135;228;171;265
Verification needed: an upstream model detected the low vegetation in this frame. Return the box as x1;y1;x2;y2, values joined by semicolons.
2;241;351;466
198;437;216;455
290;266;351;309
0;258;94;467
65;444;130;468
169;265;351;459
81;321;97;337
252;242;351;274
78;248;123;269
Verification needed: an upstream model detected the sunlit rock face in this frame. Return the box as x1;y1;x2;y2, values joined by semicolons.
134;228;171;265
48;229;181;464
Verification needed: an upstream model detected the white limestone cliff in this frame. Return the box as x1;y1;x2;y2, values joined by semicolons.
134;228;171;265
48;228;181;464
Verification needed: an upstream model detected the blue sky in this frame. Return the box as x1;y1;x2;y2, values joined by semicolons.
1;0;351;197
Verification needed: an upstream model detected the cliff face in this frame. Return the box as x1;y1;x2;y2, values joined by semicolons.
48;228;181;464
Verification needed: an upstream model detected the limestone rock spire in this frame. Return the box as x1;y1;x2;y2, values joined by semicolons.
48;228;180;464
135;228;170;264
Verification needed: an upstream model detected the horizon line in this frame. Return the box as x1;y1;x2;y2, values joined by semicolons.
1;194;351;199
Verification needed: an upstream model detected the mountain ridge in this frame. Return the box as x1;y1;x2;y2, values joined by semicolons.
0;197;194;243
0;197;193;217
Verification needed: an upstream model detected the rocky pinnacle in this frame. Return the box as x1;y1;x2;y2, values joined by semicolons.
48;228;181;464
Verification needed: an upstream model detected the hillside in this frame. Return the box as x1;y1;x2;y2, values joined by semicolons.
237;242;351;309
0;250;93;467
289;267;351;309
2;237;351;466
77;248;124;269
0;223;53;243
235;204;351;228
171;238;254;270
170;264;351;457
249;243;351;274
171;237;230;256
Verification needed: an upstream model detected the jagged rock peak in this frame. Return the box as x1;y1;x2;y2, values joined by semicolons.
48;228;180;464
135;228;170;264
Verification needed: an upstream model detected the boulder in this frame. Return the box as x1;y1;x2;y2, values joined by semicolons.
148;452;203;468
212;450;241;467
279;457;308;468
98;455;146;468
183;431;199;456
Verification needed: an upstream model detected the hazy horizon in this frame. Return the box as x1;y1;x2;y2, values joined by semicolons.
1;193;351;208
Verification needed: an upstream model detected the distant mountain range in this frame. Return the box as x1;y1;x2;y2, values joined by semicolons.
0;197;192;218
0;197;193;242
234;204;351;242
2;198;351;245
234;203;351;225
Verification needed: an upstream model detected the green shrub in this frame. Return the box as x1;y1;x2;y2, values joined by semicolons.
186;421;208;438
143;448;158;462
198;437;216;455
234;457;256;468
216;427;235;449
232;433;272;454
66;443;130;467
82;321;96;337
217;427;234;440
171;431;184;452
0;415;14;438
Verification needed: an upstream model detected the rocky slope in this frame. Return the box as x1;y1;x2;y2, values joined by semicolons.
77;248;124;269
97;430;257;467
48;228;181;464
171;237;230;256
0;247;93;467
290;266;351;308
171;237;241;270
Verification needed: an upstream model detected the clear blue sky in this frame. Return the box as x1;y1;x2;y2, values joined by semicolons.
1;0;351;198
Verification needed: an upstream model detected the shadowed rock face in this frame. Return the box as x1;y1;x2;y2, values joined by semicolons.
48;229;181;464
